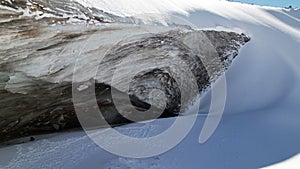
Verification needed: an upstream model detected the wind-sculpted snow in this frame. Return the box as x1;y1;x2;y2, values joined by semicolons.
0;1;249;143
0;0;300;169
2;0;300;168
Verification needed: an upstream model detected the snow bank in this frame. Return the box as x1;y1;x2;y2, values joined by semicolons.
1;0;300;169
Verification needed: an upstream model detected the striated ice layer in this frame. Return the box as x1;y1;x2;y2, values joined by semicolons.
0;0;249;142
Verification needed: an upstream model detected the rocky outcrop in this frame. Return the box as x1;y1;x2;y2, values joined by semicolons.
0;0;131;24
0;1;250;143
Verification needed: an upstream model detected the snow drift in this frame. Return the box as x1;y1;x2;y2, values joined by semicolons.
1;0;300;169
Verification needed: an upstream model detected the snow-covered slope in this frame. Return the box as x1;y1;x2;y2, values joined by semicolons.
1;0;300;169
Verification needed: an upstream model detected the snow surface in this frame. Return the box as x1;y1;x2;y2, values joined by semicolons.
1;0;300;168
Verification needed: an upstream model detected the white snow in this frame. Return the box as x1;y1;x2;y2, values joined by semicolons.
263;154;300;169
1;0;300;169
